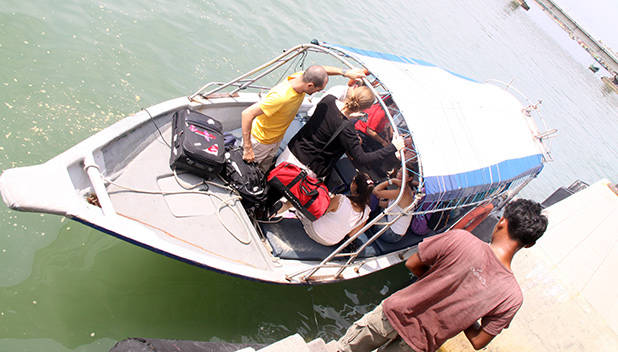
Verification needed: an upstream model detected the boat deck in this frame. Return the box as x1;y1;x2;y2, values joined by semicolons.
106;125;276;271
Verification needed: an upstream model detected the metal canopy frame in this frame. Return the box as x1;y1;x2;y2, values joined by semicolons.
189;42;546;283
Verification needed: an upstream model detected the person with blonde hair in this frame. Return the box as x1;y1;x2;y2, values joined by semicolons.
276;85;404;180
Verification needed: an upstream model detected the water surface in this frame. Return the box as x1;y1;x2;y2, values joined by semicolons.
1;0;617;351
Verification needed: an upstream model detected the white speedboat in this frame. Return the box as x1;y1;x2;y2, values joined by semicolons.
0;42;553;284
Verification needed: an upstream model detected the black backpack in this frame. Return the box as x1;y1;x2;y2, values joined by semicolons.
220;147;268;207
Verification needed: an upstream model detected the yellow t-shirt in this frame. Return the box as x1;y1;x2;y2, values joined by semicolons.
252;72;305;144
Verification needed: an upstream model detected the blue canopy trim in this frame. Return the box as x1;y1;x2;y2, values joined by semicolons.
327;43;545;207
423;154;544;203
330;44;479;82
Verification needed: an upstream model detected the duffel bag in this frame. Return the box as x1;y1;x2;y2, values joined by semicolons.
220;146;268;205
170;108;225;179
267;162;330;221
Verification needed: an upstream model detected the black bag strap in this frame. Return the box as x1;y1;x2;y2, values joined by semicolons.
287;168;307;189
318;119;351;154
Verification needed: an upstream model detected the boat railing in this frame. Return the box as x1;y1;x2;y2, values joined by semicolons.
486;79;557;162
191;82;273;99
184;42;538;283
190;44;328;100
289;170;535;282
286;150;411;282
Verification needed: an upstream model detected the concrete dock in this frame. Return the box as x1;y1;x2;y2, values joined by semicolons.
532;0;618;76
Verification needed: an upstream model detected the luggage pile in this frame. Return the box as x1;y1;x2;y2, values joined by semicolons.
169;109;268;214
169;108;332;221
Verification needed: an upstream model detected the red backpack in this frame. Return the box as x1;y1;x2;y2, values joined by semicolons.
267;162;330;221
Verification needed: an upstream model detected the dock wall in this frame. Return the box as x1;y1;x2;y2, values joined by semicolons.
533;0;618;75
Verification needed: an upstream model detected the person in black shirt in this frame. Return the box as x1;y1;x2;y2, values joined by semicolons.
277;86;405;180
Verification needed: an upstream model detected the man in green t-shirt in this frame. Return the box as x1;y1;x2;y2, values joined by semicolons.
241;65;366;171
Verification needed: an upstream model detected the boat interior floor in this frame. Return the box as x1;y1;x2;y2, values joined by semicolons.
106;125;275;270
104;117;458;265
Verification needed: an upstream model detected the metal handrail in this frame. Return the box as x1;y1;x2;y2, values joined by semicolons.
485;79;555;162
331;191;423;279
186;42;422;282
287;176;530;282
191;82;273;99
290;43;428;281
189;44;307;99
184;42;539;283
297;150;410;281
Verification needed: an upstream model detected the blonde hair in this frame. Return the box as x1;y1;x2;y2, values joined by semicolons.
343;86;375;113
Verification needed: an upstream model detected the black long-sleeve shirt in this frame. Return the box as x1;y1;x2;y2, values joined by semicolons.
288;95;397;178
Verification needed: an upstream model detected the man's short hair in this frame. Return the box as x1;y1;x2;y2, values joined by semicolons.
503;199;548;246
302;65;327;88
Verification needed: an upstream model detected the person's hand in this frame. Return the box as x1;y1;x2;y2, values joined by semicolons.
242;144;255;163
343;67;367;80
391;134;405;151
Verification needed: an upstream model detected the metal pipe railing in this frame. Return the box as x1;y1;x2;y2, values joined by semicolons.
331;191;424;279
185;41;537;283
289;176;525;282
190;44;310;100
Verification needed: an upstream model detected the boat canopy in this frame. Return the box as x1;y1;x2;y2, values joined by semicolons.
329;44;545;204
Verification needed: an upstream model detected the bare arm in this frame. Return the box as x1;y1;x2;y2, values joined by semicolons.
372;179;401;200
463;322;496;350
325;194;342;213
322;66;366;79
405;252;430;278
241;103;264;162
346;219;367;238
366;127;389;147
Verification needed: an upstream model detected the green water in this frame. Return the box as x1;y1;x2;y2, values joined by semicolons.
1;0;617;351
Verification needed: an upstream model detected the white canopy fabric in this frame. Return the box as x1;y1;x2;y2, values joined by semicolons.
330;44;545;202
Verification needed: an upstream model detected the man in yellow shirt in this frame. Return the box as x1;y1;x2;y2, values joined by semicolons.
241;65;366;171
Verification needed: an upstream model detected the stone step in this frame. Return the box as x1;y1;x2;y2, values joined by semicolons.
307;338;328;352
256;334;312;352
325;340;340;352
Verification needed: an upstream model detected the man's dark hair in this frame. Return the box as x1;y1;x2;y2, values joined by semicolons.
302;65;327;88
503;199;548;246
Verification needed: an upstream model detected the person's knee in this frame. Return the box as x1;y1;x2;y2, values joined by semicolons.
337;321;373;352
338;304;396;351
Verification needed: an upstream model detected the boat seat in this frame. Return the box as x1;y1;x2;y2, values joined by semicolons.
277;116;305;155
325;157;357;194
325;167;346;195
261;218;382;260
